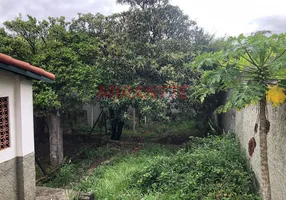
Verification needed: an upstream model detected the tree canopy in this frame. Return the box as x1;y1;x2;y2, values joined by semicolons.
0;15;102;115
0;0;215;139
192;33;286;112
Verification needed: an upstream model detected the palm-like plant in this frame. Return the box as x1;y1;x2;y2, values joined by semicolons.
191;33;286;200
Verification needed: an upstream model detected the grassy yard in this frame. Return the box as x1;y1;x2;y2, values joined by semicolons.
40;121;260;200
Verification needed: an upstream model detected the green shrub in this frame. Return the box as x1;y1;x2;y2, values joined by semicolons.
131;136;260;199
44;163;78;188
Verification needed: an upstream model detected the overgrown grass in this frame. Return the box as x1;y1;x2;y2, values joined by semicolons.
42;143;125;188
75;145;175;198
41;120;259;199
72;135;260;199
123;120;201;139
40;120;198;188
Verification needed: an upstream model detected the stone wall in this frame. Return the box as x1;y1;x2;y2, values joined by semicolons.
0;152;35;200
221;102;286;200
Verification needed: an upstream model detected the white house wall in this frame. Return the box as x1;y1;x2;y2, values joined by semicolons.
0;70;17;162
15;76;34;157
0;69;36;200
0;70;34;162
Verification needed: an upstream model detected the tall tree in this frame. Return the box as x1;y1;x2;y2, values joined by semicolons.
192;33;286;200
95;0;213;139
2;15;101;114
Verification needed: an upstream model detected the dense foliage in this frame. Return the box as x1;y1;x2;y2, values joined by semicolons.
0;0;219;139
191;33;286;112
1;16;102;114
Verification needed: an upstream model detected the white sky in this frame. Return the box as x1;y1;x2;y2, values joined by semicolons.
0;0;286;37
169;0;286;36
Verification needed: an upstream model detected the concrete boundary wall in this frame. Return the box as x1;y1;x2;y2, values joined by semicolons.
221;102;286;200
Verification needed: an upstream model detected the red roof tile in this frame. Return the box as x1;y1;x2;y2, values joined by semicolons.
0;53;55;80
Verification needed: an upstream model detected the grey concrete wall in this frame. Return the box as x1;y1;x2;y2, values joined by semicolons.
83;103;101;128
0;152;35;200
221;103;286;200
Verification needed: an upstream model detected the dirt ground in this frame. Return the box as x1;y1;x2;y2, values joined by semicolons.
36;187;71;200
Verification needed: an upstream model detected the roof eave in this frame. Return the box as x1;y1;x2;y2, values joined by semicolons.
0;62;53;83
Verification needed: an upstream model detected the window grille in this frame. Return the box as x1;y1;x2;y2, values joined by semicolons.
0;97;9;150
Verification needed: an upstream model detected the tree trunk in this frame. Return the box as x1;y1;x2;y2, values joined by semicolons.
110;118;117;140
110;118;124;140
259;96;271;200
109;106;126;140
48;110;63;167
133;107;136;133
104;112;108;135
116;121;124;140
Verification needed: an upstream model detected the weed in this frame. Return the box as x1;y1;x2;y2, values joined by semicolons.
123;120;201;140
132;136;260;199
41;124;260;200
74;145;174;199
44;163;77;188
71;136;260;199
42;144;120;188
